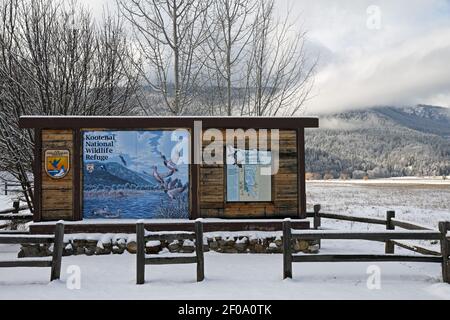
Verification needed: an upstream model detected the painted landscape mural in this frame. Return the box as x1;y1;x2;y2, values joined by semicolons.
82;130;190;219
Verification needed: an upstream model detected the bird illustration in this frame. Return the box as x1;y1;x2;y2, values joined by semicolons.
163;177;172;191
160;168;176;179
119;155;127;167
168;178;179;190
99;165;108;172
234;150;243;168
50;159;61;170
165;183;189;200
161;154;178;172
151;166;165;185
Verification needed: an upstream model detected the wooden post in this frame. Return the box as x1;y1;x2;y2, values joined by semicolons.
195;219;205;282
385;211;395;254
313;204;321;248
283;219;293;279
439;222;450;283
50;222;64;281
4;182;7;196
136;222;145;285
13;200;20;214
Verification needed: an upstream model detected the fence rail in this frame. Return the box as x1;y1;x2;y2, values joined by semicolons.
136;220;204;285
307;204;441;257
287;205;450;283
2;181;33;196
283;219;450;282
0;222;64;281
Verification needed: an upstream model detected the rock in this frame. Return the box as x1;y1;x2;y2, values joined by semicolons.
112;245;125;254
224;238;235;247
63;243;74;256
145;240;161;254
95;242;112;255
293;240;309;252
85;247;96;256
254;243;266;254
168;240;180;253
274;238;283;247
209;240;219;251
181;240;195;253
126;241;137;254
235;237;248;253
19;244;41;258
223;248;238;254
308;244;320;254
267;242;282;254
75;246;86;255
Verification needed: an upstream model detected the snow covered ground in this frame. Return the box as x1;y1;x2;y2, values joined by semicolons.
0;179;449;300
0;241;449;300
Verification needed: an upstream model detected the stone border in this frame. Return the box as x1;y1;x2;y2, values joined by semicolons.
19;235;320;257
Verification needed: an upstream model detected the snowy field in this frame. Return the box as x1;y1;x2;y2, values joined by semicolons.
0;241;449;300
0;179;449;300
306;179;450;230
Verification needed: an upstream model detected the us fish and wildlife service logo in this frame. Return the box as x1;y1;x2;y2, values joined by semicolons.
45;150;70;179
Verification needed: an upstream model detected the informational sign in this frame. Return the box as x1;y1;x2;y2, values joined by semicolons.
45;150;70;179
226;147;272;202
82;130;190;219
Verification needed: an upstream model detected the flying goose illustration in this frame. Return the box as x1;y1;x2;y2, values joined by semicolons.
161;154;178;172
119;155;127;167
151;166;165;185
165;183;189;200
168;178;179;190
233;150;243;168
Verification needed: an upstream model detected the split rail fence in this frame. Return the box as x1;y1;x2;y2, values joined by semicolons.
0;222;64;281
283;205;450;283
136;220;204;284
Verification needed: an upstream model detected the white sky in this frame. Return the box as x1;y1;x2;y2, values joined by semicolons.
78;0;450;114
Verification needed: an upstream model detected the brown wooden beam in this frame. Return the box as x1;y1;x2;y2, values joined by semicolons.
72;129;82;221
297;128;306;218
19;116;319;130
30;220;310;234
34;129;42;222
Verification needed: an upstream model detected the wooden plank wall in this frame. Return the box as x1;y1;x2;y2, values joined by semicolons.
41;130;74;220
199;130;298;218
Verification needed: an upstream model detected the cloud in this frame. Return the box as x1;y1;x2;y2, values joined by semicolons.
285;0;450;114
306;28;450;114
80;0;450;114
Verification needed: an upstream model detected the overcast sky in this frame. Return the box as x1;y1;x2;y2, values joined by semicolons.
79;0;450;114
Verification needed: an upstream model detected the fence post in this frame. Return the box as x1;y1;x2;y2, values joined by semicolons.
195;219;205;282
313;204;322;249
439;222;450;283
4;182;7;196
283;218;292;279
13;199;20;214
136;222;145;285
50;222;64;281
385;211;395;254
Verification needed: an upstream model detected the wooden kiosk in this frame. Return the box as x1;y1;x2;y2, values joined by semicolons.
19;116;319;234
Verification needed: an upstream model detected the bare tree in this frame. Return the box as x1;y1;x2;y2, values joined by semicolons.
0;0;139;210
203;0;257;116
118;0;210;115
241;0;316;116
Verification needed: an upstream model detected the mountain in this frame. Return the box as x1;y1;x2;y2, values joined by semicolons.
83;162;158;187
305;105;450;178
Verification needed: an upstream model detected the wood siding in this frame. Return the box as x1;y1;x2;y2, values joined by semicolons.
199;130;299;218
41;130;73;220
